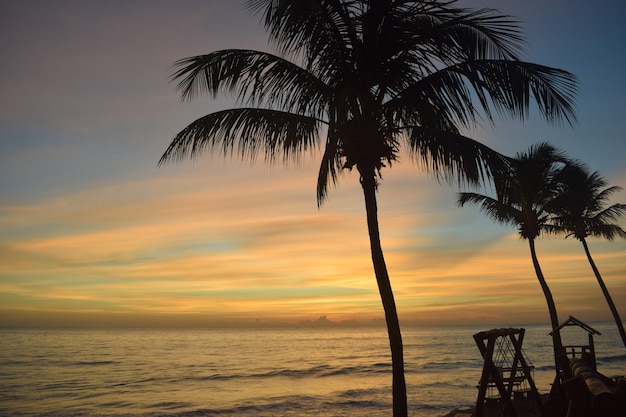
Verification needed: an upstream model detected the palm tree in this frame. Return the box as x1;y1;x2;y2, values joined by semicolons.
458;143;567;369
547;162;626;348
159;2;577;415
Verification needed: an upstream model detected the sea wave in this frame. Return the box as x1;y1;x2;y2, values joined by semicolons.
75;360;118;366
2;324;623;417
417;359;479;372
144;392;392;417
533;364;555;372
597;353;626;364
188;362;390;381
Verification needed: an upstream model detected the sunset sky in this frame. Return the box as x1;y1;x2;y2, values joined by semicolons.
1;0;625;328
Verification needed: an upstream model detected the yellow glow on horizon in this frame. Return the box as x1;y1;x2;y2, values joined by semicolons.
2;155;625;328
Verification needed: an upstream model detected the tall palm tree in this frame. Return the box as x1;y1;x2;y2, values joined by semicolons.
547;162;626;348
159;2;577;415
458;143;567;369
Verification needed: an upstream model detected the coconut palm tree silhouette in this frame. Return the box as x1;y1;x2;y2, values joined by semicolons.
160;2;577;415
458;143;567;373
547;162;626;349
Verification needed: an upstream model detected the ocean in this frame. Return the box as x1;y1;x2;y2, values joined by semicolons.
1;322;625;417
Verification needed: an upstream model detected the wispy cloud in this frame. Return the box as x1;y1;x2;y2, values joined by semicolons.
2;1;626;327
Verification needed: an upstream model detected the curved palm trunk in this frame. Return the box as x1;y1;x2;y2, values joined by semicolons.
360;169;407;417
528;238;563;369
581;238;626;349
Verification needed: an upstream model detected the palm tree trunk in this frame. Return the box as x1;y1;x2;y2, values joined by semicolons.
528;238;563;369
581;238;626;349
359;169;408;417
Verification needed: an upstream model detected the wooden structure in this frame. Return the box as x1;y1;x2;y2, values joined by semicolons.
553;318;626;417
549;316;601;371
567;359;615;415
473;328;543;417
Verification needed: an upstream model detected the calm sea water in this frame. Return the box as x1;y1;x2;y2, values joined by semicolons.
1;322;624;417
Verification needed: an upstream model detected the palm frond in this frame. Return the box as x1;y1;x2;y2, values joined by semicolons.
542;222;567;237
446;8;525;60
159;108;322;165
502;143;568;217
458;192;520;226
546;161;626;242
458;142;571;240
406;126;510;186
594;185;623;206
592;203;626;225
387;59;577;131
246;0;356;64
452;60;577;126
386;63;478;129
516;142;567;163
586;223;626;241
316;131;342;206
402;4;526;62
171;50;331;118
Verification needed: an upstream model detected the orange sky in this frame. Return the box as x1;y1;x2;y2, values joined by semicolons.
2;157;624;328
1;1;625;328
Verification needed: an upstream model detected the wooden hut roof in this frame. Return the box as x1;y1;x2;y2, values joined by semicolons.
549;315;602;336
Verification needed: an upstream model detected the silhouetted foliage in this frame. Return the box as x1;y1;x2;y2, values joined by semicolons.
547;162;626;349
458;143;567;373
161;2;577;415
459;144;626;374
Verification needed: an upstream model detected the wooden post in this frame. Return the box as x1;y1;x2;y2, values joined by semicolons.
508;329;544;414
474;333;495;417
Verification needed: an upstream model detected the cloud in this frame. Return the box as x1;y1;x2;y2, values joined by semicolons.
2;0;626;327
